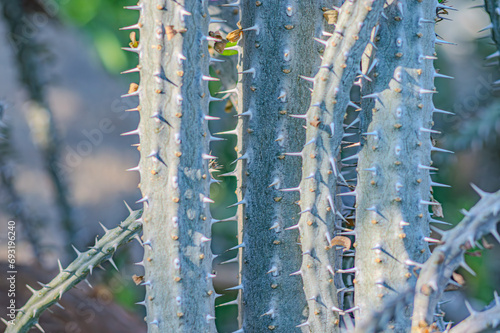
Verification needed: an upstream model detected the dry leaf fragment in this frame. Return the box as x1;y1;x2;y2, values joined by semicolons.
323;10;338;25
465;250;482;257
166;25;177;40
431;197;444;218
482;237;494;249
452;272;466;286
132;274;144;285
128;83;139;94
209;30;227;53
129;31;139;48
310;119;321;127
226;28;243;43
330;236;351;251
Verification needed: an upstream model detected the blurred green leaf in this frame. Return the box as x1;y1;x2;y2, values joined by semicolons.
221;42;238;56
94;29;128;72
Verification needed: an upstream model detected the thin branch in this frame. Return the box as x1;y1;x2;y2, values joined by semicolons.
448;293;500;333
411;187;500;329
2;209;143;333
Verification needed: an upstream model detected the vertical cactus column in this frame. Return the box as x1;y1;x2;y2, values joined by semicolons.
292;1;383;331
123;0;217;331
484;0;500;59
225;0;332;331
354;0;442;330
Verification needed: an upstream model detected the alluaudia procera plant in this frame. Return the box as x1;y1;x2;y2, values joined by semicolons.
121;0;220;331
354;0;439;330
4;0;500;333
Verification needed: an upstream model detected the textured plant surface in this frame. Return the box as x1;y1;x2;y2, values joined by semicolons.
354;0;439;330
221;0;351;331
5;1;500;333
485;0;500;61
3;209;142;333
292;0;384;331
124;0;218;331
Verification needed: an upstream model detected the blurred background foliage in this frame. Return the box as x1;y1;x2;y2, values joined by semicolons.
56;0;136;72
0;0;498;332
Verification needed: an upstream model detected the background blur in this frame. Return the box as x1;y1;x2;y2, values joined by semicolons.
0;0;499;332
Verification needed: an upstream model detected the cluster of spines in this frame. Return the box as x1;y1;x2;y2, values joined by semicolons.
121;1;220;331
2;208;143;333
353;0;454;330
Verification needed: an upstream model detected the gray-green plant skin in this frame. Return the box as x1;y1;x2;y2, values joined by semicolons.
484;0;500;61
220;1;341;331
125;1;217;332
352;187;500;333
290;0;384;331
412;187;500;330
355;0;438;330
351;286;414;333
3;209;143;333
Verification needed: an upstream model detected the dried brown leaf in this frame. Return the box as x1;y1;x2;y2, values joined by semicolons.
323;10;338;25
452;272;466;285
482;237;494;249
331;236;351;251
132;274;144;285
166;25;177;41
128;83;139;94
431;197;444;218
227;28;242;42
